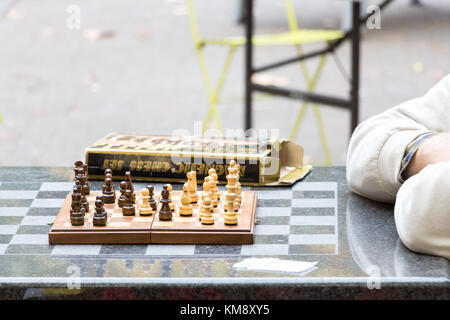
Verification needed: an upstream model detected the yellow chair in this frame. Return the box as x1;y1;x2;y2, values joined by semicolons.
187;0;344;164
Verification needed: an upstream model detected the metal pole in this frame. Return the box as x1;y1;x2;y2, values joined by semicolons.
245;0;253;131
350;1;360;133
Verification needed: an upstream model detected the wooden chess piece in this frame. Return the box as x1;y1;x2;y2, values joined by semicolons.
224;192;238;225
146;185;157;211
74;161;90;195
235;163;242;205
74;182;89;213
187;171;198;203
104;169;113;184
122;190;136;216
125;171;136;203
105;168;112;176
202;176;210;197
139;189;153;216
93;199;107;226
208;168;220;200
96;194;104;205
118;181;127;207
77;173;90;196
102;177;116;204
228;160;241;207
166;184;176;211
200;197;214;225
198;192;208;221
206;177;218;208
225;167;239;212
158;185;172;221
70;188;84;226
179;183;193;216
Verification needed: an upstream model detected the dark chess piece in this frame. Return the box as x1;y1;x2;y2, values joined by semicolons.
104;168;113;181
74;160;84;176
158;185;172;221
102;177;116;204
125;171;136;203
70;189;85;226
76;173;90;196
122;190;136;216
74;183;89;213
96;194;104;204
93;199;107;226
118;181;127;207
146;185;157;211
74;161;90;195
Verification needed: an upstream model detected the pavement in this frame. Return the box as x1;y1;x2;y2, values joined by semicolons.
0;0;449;166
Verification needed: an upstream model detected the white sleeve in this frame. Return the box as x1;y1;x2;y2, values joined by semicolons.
394;162;450;260
346;74;450;203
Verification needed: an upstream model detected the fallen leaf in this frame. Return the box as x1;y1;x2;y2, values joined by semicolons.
136;29;151;41
413;62;424;73
6;9;24;20
42;26;55;37
84;29;116;41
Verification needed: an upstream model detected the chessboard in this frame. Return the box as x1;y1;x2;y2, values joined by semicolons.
48;190;257;245
0;178;338;257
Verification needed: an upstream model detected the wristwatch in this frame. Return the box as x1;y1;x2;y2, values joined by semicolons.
399;132;437;182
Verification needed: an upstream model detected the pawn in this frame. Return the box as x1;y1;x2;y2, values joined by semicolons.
105;168;112;178
158;185;172;221
200;197;214;225
202;176;211;198
208;168;220;201
122;190;136;216
118;181;127;207
146;185;157;211
93;199;107;226
235;163;242;205
198;192;208;221
179;183;193;216
96;194;104;204
102;177;116;204
166;184;176;211
204;177;218;208
139;189;153;216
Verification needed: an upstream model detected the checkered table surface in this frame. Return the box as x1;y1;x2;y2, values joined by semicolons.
0;181;338;257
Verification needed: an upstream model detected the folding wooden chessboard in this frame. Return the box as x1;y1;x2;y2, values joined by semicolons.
48;190;257;245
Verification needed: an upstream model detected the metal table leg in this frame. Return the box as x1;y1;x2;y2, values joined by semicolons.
350;1;360;133
245;0;253;131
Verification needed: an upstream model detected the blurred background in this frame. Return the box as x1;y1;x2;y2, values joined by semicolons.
0;0;449;166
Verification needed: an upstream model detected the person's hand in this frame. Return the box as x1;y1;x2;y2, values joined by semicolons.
404;132;450;179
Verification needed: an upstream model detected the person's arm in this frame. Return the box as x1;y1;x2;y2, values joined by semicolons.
395;162;450;260
346;74;450;203
404;132;450;178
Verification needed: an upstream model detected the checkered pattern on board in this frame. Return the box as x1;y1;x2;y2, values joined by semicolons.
0;181;338;256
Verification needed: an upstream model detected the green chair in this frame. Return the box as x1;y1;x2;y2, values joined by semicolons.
186;0;344;164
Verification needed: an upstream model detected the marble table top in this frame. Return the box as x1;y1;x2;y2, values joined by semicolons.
0;167;447;299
